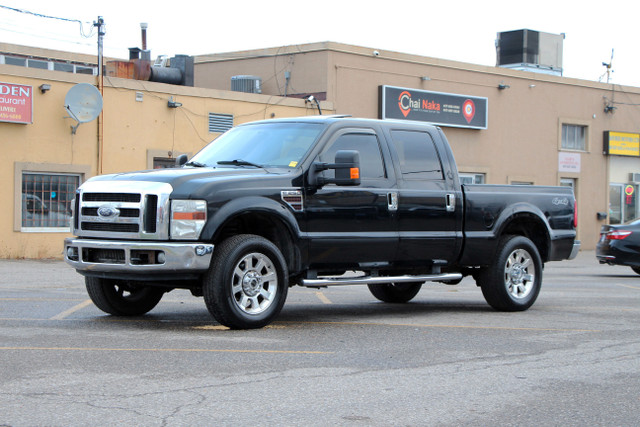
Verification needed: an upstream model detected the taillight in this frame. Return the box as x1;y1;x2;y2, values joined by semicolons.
605;230;632;240
573;201;578;228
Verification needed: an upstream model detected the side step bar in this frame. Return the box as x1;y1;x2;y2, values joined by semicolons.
300;273;463;288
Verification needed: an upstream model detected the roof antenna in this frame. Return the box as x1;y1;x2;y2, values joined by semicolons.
600;49;614;84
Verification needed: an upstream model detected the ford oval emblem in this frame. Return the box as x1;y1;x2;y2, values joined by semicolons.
97;205;120;219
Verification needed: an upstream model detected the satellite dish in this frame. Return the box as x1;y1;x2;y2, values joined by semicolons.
64;83;103;134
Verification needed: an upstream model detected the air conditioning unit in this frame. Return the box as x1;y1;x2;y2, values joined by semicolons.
629;173;640;182
231;75;262;94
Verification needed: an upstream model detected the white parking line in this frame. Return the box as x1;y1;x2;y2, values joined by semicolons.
50;299;93;320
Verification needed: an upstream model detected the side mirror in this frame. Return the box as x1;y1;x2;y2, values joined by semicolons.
311;150;361;187
176;154;188;166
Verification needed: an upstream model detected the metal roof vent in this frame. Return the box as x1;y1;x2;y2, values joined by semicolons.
231;75;262;94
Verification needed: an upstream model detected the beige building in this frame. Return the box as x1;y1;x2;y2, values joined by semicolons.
2;39;640;258
194;41;640;250
1;43;329;258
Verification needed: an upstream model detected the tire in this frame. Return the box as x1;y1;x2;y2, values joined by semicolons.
477;235;542;311
631;267;640;275
203;234;288;329
367;282;423;303
85;277;165;316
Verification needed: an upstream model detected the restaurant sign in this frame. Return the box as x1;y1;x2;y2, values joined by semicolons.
379;85;488;129
0;82;33;124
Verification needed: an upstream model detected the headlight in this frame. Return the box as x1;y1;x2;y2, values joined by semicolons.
170;199;207;240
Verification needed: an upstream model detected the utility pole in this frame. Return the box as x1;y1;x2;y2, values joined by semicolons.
94;16;105;174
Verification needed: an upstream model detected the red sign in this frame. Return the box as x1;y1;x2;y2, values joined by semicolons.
462;99;475;123
0;82;33;124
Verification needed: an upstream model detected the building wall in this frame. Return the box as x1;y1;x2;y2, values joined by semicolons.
194;42;640;249
195;43;331;100
2;63;330;259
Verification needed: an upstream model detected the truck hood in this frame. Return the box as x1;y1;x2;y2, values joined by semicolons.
87;166;294;197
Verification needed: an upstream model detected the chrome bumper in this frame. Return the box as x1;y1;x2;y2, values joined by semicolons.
568;240;581;260
64;238;214;273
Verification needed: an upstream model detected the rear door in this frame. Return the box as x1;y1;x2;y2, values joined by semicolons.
387;128;462;265
304;127;398;266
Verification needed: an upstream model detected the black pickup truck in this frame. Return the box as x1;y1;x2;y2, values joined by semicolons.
64;116;579;328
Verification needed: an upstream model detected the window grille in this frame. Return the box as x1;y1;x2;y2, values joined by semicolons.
22;173;79;228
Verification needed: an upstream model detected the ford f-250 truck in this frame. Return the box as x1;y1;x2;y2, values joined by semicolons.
64;116;580;329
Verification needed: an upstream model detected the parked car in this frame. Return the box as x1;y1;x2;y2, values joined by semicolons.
596;219;640;274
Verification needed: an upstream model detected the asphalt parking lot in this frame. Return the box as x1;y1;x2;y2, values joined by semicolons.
1;251;639;426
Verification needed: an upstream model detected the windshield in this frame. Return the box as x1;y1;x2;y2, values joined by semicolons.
190;122;324;168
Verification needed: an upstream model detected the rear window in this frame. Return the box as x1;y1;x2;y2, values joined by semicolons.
390;130;443;180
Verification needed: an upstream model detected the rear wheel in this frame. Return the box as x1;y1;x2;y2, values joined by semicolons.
203;234;288;329
85;277;165;316
477;235;542;311
367;282;423;303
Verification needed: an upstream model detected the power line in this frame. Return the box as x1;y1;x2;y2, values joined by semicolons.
0;4;95;38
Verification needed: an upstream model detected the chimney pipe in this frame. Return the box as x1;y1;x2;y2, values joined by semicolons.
140;23;148;51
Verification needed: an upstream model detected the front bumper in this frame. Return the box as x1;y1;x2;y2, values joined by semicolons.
64;238;214;275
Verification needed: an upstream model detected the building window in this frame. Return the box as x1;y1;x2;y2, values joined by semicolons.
562;124;586;151
609;183;638;225
209;113;234;133
153;157;177;169
15;163;90;232
459;173;485;184
21;173;79;229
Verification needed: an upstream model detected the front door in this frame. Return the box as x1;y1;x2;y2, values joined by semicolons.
305;128;398;266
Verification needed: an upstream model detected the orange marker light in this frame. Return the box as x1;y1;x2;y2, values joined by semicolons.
350;167;360;179
173;212;206;220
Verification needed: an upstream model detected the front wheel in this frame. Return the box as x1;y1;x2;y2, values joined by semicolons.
203;234;288;329
367;282;423;303
85;277;165;316
477;235;542;311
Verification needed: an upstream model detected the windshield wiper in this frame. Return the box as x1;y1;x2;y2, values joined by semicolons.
217;159;264;169
184;161;207;168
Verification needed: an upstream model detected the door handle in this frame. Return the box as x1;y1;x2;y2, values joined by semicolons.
388;192;398;211
446;193;455;212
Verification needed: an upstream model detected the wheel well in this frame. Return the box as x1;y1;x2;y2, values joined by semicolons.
501;214;550;262
213;212;300;273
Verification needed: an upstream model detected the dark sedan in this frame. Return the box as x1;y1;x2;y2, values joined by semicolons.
597;219;640;274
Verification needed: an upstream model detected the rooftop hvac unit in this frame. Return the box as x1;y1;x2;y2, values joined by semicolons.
496;29;564;76
231;75;262;94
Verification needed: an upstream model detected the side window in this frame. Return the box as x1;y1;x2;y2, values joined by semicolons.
320;133;386;180
390;130;444;180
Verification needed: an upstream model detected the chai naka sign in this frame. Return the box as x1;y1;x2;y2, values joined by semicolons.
0;82;33;124
379;85;488;130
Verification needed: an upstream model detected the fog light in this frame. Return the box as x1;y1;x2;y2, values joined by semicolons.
195;245;207;256
66;246;79;261
157;252;166;264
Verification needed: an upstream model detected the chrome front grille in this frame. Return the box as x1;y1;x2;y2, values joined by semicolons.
73;181;173;240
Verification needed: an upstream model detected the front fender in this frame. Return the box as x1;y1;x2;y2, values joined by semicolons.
200;196;301;241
